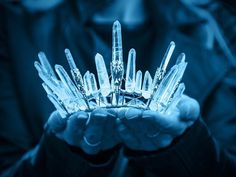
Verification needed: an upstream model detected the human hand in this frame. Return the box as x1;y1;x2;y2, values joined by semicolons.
117;95;200;151
46;108;120;155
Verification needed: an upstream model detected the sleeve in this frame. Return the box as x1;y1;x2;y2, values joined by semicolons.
124;68;236;177
0;5;117;177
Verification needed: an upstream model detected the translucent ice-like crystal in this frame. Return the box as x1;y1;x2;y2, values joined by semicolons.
150;57;187;112
95;53;111;96
165;83;185;114
127;99;146;109
34;61;70;100
111;20;124;105
149;65;178;111
111;20;124;87
83;71;92;96
34;21;189;116
112;20;123;63
55;64;82;98
38;52;57;78
65;49;84;92
147;41;176;108
176;53;185;65
65;48;90;109
135;70;142;94
125;49;136;93
90;73;98;95
142;71;153;99
47;94;68;118
153;41;175;88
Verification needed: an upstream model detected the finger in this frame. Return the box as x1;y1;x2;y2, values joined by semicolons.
60;111;88;146
123;108;147;135
142;110;187;136
116;118;139;149
125;108;142;120
102;109;120;150
151;134;173;149
45;111;67;133
80;109;107;154
177;95;200;121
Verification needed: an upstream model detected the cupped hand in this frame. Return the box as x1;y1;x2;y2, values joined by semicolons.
116;95;200;151
46;108;120;155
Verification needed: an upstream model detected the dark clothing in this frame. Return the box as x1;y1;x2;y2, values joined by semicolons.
0;1;236;177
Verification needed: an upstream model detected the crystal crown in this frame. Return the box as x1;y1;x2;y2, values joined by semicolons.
34;20;188;118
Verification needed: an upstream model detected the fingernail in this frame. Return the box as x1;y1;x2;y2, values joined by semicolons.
125;108;142;119
77;112;88;119
93;112;107;118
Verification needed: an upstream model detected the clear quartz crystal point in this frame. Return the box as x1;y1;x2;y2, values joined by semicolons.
42;83;54;96
38;52;57;78
65;49;84;90
146;41;176;108
125;48;136;93
90;73;98;95
55;64;82;98
176;53;185;65
83;71;92;96
111;20;124;85
153;41;175;88
158;61;187;111
165;83;185;114
95;53;111;96
64;48;90;109
149;65;178;111
135;70;142;94
149;57;187;112
47;94;68;118
34;21;189;115
111;20;124;105
142;71;153;99
34;61;69;100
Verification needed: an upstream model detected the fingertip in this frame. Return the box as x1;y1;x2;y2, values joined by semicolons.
125;108;142;119
142;109;164;120
91;108;108;119
177;95;200;121
46;111;67;132
77;111;89;119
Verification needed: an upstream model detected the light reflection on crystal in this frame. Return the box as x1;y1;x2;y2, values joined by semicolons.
95;53;110;96
83;71;92;96
142;71;153;99
125;49;136;93
165;83;185;114
111;20;124;105
35;20;188;118
135;70;142;94
38;52;57;78
90;73;98;95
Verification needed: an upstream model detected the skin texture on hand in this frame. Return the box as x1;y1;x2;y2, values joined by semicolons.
46;95;200;154
46;108;120;155
116;95;200;151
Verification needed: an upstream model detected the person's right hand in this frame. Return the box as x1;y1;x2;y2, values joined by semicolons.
45;108;120;155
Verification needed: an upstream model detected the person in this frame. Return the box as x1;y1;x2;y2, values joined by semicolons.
0;0;236;176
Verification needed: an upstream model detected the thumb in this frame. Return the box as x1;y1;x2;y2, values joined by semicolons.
177;95;200;121
45;111;67;133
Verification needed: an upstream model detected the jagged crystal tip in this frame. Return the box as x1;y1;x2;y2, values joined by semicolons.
125;48;136;92
111;20;124;86
95;53;111;96
112;20;123;62
142;71;153;99
135;70;142;93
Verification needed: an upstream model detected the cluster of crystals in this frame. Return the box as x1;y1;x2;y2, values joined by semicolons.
34;20;187;118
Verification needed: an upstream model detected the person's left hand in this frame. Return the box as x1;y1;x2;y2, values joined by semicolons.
116;95;200;151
